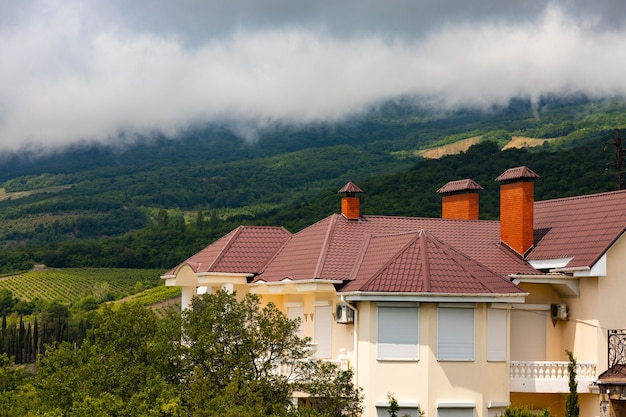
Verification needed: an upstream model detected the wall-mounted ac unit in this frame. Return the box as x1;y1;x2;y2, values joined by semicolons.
335;304;354;324
551;304;568;320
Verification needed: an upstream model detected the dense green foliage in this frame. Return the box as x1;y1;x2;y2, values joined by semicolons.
500;407;551;417
566;350;580;417
0;97;624;273
0;292;363;416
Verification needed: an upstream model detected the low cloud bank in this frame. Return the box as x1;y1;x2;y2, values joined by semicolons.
1;4;625;151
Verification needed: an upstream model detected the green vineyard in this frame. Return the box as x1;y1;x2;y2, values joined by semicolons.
0;268;165;304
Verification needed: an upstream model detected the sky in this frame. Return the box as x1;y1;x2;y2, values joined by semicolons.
1;0;626;152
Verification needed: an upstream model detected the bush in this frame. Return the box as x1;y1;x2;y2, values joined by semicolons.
501;406;551;417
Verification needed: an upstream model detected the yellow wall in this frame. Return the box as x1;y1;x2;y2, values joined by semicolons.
357;302;511;417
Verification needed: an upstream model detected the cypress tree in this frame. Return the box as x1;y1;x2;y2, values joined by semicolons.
566;350;580;417
25;322;32;363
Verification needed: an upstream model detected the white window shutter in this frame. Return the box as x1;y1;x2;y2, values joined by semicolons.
438;307;474;361
377;306;419;360
487;308;507;361
314;305;332;359
287;306;304;339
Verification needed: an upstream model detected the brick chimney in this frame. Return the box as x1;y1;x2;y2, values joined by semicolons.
436;179;483;220
338;181;363;220
495;166;540;256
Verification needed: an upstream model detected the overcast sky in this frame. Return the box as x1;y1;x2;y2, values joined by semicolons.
1;0;626;152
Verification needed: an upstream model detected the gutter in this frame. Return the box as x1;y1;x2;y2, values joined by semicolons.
340;294;358;387
550;266;591;273
249;279;344;286
340;291;528;303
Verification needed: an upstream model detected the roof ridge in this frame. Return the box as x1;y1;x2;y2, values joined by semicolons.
349;233;373;280
206;225;245;271
357;231;423;291
536;188;626;205
314;214;339;278
419;230;431;292
358;214;499;223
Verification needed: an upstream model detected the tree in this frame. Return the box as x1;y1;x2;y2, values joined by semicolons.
0;290;15;316
566;350;580;417
502;407;551;417
182;290;363;416
35;303;184;416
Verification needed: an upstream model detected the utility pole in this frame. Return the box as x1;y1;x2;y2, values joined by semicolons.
605;129;624;190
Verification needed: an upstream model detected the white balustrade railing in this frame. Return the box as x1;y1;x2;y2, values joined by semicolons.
510;361;597;393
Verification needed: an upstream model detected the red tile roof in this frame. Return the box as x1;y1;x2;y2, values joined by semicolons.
343;230;524;294
530;189;626;268
436;179;484;194
163;226;291;276
255;214;535;291
165;179;626;294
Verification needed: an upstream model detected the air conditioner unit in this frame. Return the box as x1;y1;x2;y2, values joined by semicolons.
335;304;354;324
551;304;568;320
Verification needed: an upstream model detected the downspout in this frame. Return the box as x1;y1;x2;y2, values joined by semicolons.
340;294;358;387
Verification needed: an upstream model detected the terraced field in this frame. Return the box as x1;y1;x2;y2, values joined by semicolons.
0;267;165;304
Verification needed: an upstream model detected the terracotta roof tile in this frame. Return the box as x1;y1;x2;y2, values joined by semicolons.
495;166;540;182
338;181;363;194
255;214;536;285
436;179;484;194
165;226;291;275
343;230;523;294
529;189;626;268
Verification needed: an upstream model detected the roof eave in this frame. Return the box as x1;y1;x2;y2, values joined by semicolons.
250;278;344;286
340;291;528;303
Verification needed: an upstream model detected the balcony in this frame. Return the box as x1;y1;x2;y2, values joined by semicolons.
510;361;597;393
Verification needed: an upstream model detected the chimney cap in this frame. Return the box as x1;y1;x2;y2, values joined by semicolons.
338;181;363;194
436;179;484;195
495;166;540;182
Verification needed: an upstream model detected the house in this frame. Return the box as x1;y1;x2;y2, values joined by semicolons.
162;167;626;417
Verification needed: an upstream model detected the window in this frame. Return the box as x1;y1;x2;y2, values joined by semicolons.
438;408;474;417
437;306;474;361
377;305;419;360
487;308;507;361
510;308;547;361
314;305;332;359
287;306;304;339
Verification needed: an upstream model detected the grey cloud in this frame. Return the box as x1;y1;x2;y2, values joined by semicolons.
1;0;626;151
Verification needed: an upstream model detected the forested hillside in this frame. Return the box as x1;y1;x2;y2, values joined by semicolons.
0;96;624;273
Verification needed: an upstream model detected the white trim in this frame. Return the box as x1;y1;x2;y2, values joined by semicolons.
196;271;253;278
438;303;476;309
342;292;527;303
312;300;329;306
551;253;607;277
486;402;510;409
510;303;550;311
285;302;303;308
528;257;573;270
250;279;344;286
437;403;476;408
